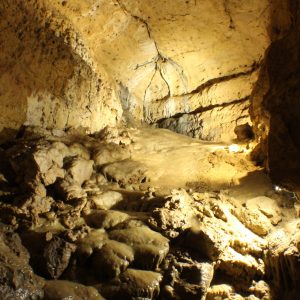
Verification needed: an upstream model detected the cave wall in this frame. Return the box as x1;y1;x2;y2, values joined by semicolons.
0;0;292;142
251;0;300;187
0;0;122;133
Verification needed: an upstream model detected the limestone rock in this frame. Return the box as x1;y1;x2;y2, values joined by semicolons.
245;196;282;225
217;247;265;279
161;250;214;300
183;225;228;261
64;157;94;186
44;280;105;300
90;191;124;210
148;189;194;238
77;229;108;257
69;143;91;160
233;207;272;236
85;210;130;229
43;237;76;279
55;179;87;201
109;226;169;270
102;160;148;187
99;269;162;299
0;224;44;299
91;240;134;279
93;143;131;167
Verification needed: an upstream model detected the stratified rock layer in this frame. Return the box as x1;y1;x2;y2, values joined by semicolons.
0;0;292;142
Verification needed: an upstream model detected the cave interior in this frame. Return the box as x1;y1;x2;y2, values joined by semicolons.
0;1;299;299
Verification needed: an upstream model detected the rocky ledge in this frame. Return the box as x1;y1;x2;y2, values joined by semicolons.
0;126;298;300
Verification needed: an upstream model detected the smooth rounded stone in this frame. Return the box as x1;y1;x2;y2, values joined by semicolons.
99;269;162;299
76;229;108;256
64;157;94;186
93;143;131;167
91;191;124;210
109;226;169;270
102;160;148;187
233;207;272;236
91;240;134;279
183;225;228;261
245;196;282;225
85;210;130;229
44;280;105;300
69;143;91;160
43;237;76;279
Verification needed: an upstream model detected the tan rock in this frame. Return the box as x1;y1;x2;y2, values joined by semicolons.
233;207;272;236
91;240;134;279
44;280;105;300
91;191;124;210
245;196;282;225
65;157;94;186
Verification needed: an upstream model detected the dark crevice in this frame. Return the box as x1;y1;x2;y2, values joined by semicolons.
223;0;235;29
181;63;259;98
153;96;250;125
115;0;187;100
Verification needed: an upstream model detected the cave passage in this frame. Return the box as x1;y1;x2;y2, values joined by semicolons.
0;1;300;299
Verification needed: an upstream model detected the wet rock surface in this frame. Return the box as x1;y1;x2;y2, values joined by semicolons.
0;126;299;299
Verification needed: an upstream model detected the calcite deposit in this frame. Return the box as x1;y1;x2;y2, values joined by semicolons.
1;0;300;299
0;126;298;299
0;0;292;143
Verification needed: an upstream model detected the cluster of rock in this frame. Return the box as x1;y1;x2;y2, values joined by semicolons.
0;126;299;299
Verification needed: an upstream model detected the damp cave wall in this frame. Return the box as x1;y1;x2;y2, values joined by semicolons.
0;0;300;183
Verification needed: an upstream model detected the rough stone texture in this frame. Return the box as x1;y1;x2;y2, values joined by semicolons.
0;224;44;299
0;0;291;142
0;128;299;299
250;1;300;187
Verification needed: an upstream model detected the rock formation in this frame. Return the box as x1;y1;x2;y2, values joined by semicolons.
0;0;300;299
0;126;298;299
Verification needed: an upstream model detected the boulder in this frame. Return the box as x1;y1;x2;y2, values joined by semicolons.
44;280;105;300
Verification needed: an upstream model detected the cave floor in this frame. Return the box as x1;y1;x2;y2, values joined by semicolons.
0;126;299;300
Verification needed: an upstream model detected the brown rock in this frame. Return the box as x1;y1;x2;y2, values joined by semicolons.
109;226;169;270
0;224;44;299
43;237;76;279
44;280;105;300
102;160;147;187
233;207;272;236
91;240;134;279
93;143;131;167
64;157;94;186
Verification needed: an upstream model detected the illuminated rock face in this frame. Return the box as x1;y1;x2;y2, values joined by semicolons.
0;0;291;142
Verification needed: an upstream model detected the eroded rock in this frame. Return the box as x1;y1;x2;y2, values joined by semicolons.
102;160;148;187
43;237;76;279
99;269;162;299
91;240;134;279
44;280;105;300
0;224;44;299
109;225;169;270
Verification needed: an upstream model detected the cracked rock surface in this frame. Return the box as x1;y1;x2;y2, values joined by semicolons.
0;0;292;143
0;126;299;299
